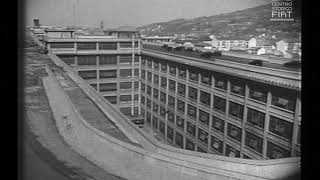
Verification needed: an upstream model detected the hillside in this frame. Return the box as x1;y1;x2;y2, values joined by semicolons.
137;3;301;42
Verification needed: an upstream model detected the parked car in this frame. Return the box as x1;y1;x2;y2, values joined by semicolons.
200;52;213;58
283;61;301;68
174;46;184;51
249;60;263;66
212;51;222;56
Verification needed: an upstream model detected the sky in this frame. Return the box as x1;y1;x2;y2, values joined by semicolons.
25;0;269;28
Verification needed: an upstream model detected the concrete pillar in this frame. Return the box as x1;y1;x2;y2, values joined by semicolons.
240;84;249;158
262;90;272;159
223;80;231;155
291;96;301;156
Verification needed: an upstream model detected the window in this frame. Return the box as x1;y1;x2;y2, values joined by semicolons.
175;132;183;148
167;126;174;141
212;116;225;133
160;92;166;103
141;83;145;93
119;42;132;48
59;55;75;65
51;42;74;49
247;108;265;129
186;139;195;151
168;95;175;108
199;110;209;126
152;116;158;130
154;61;159;70
98;42;117;50
141;58;146;66
141;70;145;80
120;69;132;78
159;121;165;135
146;98;151;108
153;74;159;86
188;87;198;101
99;83;117;92
147;59;152;68
200;91;211;106
229;101;244;120
214;77;227;90
104;96;117;104
147;72;152;82
177;99;185;113
198;128;209;145
167;111;175;123
269;116;293;140
245;131;263;154
152;102;159;113
187;122;196;137
153;88;159;99
161;63;167;72
100;70;116;78
119;55;132;64
213;96;226;112
211;136;223;153
227;123;242;142
77;42;96;50
160;106;166;118
120;95;132;102
169;80;176;92
78;70;96;79
201;74;211;85
141;95;145;105
99;55;117;65
225;145;240;158
169;65;176;75
146;85;151;95
178;68;186;78
176;116;184;129
120;82;132;90
146;112;151;125
230;81;245;96
187;104;197;119
134;69;139;78
120;107;131;116
267;142;290;159
177;83;186;96
160;77;167;88
249;85;267;103
134;94;139;101
189;70;198;82
271;91;296;112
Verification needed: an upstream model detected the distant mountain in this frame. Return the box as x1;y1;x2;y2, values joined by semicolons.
137;3;301;42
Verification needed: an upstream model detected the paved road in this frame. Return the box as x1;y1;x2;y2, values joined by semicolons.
23;139;71;180
142;44;301;72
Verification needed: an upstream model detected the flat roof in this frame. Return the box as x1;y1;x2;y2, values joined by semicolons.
45;29;75;32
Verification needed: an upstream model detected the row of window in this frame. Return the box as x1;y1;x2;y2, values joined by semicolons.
141;95;297;143
59;55;139;66
145;110;292;159
50;42;138;50
78;69;139;79
104;94;139;104
141;60;298;112
90;82;139;92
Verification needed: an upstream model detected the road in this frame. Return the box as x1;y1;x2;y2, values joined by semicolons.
142;43;301;72
23;140;72;180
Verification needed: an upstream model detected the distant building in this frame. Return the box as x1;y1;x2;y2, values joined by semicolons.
207;35;248;51
276;39;301;55
33;18;40;27
141;35;173;43
248;37;273;49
